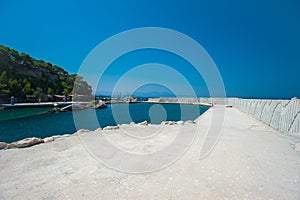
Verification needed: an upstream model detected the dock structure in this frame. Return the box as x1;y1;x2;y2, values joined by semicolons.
1;102;59;109
0;105;299;199
1;102;73;109
147;97;300;136
1;102;92;109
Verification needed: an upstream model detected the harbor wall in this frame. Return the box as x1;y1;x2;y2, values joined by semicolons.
148;97;227;105
228;98;300;135
147;97;300;135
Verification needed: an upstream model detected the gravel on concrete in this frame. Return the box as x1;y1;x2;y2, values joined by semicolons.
0;106;299;199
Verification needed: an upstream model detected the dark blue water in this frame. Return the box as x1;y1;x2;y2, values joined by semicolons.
0;103;209;143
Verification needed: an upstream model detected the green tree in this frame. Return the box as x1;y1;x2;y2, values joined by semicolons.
0;71;10;95
33;87;43;101
8;78;23;97
20;53;33;65
0;70;8;84
22;80;33;94
0;44;93;102
47;87;54;95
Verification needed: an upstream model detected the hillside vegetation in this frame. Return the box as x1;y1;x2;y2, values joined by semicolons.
0;44;92;103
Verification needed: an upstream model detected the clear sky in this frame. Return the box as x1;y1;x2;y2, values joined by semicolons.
1;0;299;98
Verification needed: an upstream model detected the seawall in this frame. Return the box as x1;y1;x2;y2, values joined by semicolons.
147;97;226;105
147;97;300;135
228;98;300;135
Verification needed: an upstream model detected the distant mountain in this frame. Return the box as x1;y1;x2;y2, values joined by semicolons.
0;44;92;103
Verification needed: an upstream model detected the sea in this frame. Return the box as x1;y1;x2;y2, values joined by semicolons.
0;103;209;143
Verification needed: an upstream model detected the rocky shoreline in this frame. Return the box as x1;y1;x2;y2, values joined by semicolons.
0;120;195;150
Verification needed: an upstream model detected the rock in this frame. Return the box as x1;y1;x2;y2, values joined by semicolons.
176;121;184;125
52;135;61;139
7;137;44;149
295;143;300;152
164;121;176;125
0;142;7;149
62;134;71;137
184;120;195;124
95;128;103;132
75;129;90;134
103;126;119;130
43;137;54;143
138;120;148;125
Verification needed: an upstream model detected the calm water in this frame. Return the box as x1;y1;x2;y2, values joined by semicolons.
0;103;209;143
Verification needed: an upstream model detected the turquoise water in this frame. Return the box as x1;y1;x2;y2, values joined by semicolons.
0;107;52;121
0;103;209;143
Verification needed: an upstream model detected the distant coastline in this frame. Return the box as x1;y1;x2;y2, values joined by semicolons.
0;44;92;104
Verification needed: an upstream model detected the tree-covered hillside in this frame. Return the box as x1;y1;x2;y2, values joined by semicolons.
0;44;92;103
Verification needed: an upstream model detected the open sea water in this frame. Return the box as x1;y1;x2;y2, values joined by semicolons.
0;103;209;143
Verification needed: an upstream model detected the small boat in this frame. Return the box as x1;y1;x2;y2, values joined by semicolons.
54;102;71;108
94;103;107;109
60;104;88;112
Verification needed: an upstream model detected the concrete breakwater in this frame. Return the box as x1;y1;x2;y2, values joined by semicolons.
1;103;299;199
147;97;300;135
147;97;226;105
228;98;300;135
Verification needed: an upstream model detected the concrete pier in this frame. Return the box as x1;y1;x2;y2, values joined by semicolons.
1;101;93;109
0;106;299;199
1;102;59;108
148;97;300;135
228;98;300;135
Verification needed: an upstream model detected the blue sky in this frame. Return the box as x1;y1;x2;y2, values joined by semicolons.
1;0;299;98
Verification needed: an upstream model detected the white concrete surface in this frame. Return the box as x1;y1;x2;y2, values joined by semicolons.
0;106;299;199
149;97;300;135
229;98;300;135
